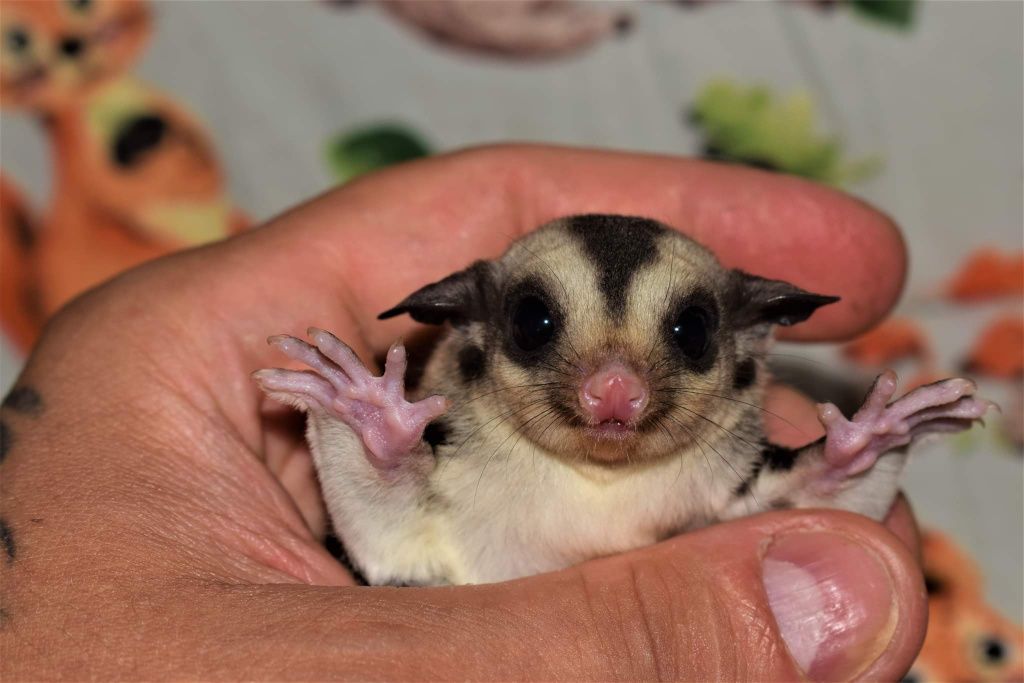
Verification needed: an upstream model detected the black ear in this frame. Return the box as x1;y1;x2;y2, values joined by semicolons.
730;270;840;328
378;261;496;326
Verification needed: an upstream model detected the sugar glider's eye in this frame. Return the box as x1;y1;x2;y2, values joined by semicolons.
4;27;31;55
512;296;555;351
672;306;711;359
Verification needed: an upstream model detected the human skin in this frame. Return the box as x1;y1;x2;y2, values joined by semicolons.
0;145;924;680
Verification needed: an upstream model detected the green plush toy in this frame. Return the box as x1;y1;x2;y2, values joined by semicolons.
326;123;432;183
688;79;881;187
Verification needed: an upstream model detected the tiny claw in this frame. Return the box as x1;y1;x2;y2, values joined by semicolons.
817;403;842;425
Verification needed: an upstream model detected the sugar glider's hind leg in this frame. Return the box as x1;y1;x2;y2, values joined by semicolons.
253;328;452;585
725;371;996;521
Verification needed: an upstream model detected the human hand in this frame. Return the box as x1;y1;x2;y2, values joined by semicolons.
1;145;924;680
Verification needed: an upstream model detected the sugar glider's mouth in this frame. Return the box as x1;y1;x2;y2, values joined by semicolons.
585;419;638;440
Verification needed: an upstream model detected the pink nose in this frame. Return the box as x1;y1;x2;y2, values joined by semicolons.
579;362;649;424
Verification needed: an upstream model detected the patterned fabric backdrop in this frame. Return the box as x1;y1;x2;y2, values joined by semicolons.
1;2;1021;679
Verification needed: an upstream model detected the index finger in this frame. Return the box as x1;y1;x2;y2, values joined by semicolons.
237;145;904;351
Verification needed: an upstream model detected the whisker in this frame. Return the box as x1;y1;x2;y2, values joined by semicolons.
659;387;808;435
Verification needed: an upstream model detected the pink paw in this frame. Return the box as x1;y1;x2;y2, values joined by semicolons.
254;328;448;470
816;370;995;482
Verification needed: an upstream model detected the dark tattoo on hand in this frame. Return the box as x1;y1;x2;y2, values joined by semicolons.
2;386;43;416
0;421;9;464
0;519;14;564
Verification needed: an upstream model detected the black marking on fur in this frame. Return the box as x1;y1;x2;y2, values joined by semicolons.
457;345;486;382
423;419;451;453
664;288;720;374
3;387;42;416
9;205;35;249
112;114;168;168
733;459;763;496
733;358;757;391
0;421;9;464
0;519;14;564
769;498;793;510
324;533;368;586
763;442;799;471
924;573;945;596
567;215;664;317
502;278;565;371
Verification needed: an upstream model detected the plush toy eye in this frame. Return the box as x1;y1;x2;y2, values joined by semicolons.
512;296;555;351
977;635;1008;666
5;27;30;54
671;306;711;359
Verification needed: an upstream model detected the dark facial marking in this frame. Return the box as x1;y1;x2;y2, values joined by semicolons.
664;288;720;374
0;519;14;564
769;498;793;510
763;442;800;471
0;421;10;464
3;387;42;416
567;215;664;317
733;458;763;497
733;358;757;391
457;345;486;382
502;278;564;370
423;419;451;453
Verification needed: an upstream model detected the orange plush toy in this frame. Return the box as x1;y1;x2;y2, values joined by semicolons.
906;531;1024;683
0;0;246;351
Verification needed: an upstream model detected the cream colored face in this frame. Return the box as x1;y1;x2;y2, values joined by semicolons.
384;215;837;466
480;217;746;465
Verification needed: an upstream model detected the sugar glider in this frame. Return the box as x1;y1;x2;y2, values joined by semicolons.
255;215;993;586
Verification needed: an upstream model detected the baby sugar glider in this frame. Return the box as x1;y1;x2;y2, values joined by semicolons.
254;215;994;586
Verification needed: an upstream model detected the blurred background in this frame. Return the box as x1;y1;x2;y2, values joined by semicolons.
1;1;1021;679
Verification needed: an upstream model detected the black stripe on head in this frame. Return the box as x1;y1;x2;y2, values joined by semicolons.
567;215;665;317
733;358;757;391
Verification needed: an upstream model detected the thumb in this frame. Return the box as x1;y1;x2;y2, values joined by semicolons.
437;508;927;681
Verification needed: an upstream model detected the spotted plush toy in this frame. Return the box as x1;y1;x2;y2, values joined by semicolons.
906;530;1024;683
0;0;246;350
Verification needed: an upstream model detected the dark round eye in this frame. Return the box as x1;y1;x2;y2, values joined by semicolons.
978;635;1007;665
672;306;711;359
67;0;93;12
5;27;30;54
512;296;555;351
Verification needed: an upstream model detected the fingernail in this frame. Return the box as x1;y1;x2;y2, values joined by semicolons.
763;532;897;682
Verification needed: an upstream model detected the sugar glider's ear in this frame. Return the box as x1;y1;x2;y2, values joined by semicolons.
378;260;497;326
729;270;840;328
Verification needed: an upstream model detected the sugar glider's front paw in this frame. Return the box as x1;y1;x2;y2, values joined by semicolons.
814;370;995;491
254;328;448;469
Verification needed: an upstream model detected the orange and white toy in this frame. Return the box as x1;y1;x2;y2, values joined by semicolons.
1;0;246;350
